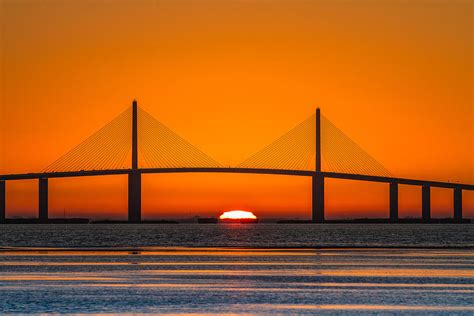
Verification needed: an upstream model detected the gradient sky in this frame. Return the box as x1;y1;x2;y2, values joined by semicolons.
1;0;473;219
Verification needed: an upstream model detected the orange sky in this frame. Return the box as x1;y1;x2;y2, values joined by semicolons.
1;0;473;219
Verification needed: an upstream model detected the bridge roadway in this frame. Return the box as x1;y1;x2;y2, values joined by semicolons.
0;168;473;190
1;167;473;222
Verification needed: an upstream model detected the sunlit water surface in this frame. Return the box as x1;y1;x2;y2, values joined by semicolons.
0;224;473;314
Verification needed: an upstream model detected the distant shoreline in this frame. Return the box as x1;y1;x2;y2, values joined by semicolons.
278;218;472;224
1;246;473;251
0;218;471;224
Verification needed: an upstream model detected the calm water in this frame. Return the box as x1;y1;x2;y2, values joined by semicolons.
0;224;473;314
0;224;473;248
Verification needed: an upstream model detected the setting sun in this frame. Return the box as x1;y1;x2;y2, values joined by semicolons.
219;210;258;223
219;210;257;220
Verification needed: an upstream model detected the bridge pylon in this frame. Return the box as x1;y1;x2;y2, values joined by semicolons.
0;181;5;223
39;178;48;222
422;184;431;222
389;182;399;222
454;187;462;223
312;107;324;223
128;100;142;223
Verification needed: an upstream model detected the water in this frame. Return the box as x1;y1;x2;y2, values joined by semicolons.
0;224;473;248
0;224;473;314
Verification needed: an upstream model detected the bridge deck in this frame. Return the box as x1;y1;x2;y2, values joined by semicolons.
0;168;472;190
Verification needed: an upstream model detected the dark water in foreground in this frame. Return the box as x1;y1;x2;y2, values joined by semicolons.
0;224;473;314
0;224;473;248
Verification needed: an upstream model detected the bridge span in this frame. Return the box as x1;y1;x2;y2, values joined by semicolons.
0;101;472;223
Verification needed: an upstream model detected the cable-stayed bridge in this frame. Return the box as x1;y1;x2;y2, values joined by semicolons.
0;100;472;223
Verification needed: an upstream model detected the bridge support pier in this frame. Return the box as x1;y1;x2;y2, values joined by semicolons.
454;187;462;223
389;182;398;222
0;180;5;223
312;174;324;223
422;184;431;222
39;178;48;222
128;172;141;223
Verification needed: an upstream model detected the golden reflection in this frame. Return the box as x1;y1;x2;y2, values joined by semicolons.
1;247;473;314
0;275;119;281
2;248;473;260
316;269;474;278
298;282;474;288
0;247;318;257
275;304;474;311
1;261;471;267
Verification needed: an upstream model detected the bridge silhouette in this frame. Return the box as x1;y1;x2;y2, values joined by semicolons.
0;100;472;223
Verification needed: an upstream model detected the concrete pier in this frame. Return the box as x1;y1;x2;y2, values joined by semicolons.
128;171;141;223
39;178;48;222
454;187;462;222
389;182;398;222
312;174;325;223
0;180;5;223
422;184;431;222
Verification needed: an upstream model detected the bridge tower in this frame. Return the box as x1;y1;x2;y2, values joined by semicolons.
312;108;324;223
128;100;142;223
